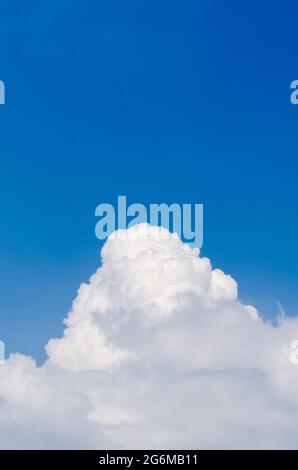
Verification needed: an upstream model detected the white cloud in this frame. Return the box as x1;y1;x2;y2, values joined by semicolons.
1;224;298;449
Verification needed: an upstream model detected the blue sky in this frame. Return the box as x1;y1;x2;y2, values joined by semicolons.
0;0;297;363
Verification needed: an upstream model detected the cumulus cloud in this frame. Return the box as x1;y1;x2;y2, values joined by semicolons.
1;224;298;449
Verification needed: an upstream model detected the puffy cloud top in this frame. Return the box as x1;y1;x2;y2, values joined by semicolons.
1;224;298;449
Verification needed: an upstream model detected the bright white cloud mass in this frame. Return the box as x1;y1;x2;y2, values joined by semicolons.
1;224;298;449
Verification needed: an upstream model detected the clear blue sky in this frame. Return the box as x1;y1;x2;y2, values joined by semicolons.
0;0;297;363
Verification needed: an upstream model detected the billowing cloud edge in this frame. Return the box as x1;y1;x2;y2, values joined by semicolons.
0;224;298;449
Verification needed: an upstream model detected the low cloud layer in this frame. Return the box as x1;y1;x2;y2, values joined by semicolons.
1;224;298;449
